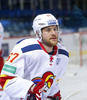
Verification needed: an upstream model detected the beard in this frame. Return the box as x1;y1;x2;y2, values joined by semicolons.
42;36;58;47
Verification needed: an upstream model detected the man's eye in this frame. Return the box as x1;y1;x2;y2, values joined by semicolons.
54;28;58;31
46;29;51;32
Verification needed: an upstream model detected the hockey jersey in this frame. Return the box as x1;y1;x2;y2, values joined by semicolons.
0;38;69;100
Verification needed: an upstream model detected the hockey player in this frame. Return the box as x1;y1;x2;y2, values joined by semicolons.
0;13;69;100
0;22;4;98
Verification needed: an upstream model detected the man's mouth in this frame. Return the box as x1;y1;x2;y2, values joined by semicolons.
50;37;57;40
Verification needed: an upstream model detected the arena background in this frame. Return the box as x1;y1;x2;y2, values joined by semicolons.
0;0;87;37
0;0;87;66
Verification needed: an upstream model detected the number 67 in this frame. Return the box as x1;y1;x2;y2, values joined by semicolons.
6;53;19;63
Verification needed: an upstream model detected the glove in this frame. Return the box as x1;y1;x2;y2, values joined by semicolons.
47;90;61;100
28;79;44;100
29;79;45;94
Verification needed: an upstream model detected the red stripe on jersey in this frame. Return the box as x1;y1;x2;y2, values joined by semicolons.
37;40;47;53
0;75;15;88
53;46;57;55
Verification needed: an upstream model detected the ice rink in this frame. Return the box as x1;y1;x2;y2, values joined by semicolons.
59;64;87;100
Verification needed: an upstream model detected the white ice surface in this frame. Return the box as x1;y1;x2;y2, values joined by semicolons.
59;64;87;100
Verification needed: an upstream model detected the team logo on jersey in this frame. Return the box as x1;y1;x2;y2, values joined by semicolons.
42;71;56;92
31;71;56;93
32;77;43;85
56;58;60;65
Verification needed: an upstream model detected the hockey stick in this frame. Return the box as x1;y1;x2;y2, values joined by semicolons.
62;89;80;100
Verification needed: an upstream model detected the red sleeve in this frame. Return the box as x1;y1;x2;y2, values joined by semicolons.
0;75;15;88
0;56;4;73
0;55;15;89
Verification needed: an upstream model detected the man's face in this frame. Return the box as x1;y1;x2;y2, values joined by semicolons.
41;25;58;47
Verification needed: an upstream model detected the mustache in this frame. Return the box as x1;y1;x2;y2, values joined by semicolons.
50;36;57;39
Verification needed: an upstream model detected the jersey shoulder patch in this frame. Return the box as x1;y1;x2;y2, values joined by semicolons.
21;44;42;53
58;42;69;57
16;38;41;53
58;49;69;57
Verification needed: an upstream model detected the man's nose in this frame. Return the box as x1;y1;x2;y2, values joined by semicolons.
51;29;56;34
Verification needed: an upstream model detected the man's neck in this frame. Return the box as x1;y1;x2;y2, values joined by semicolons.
42;44;53;53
